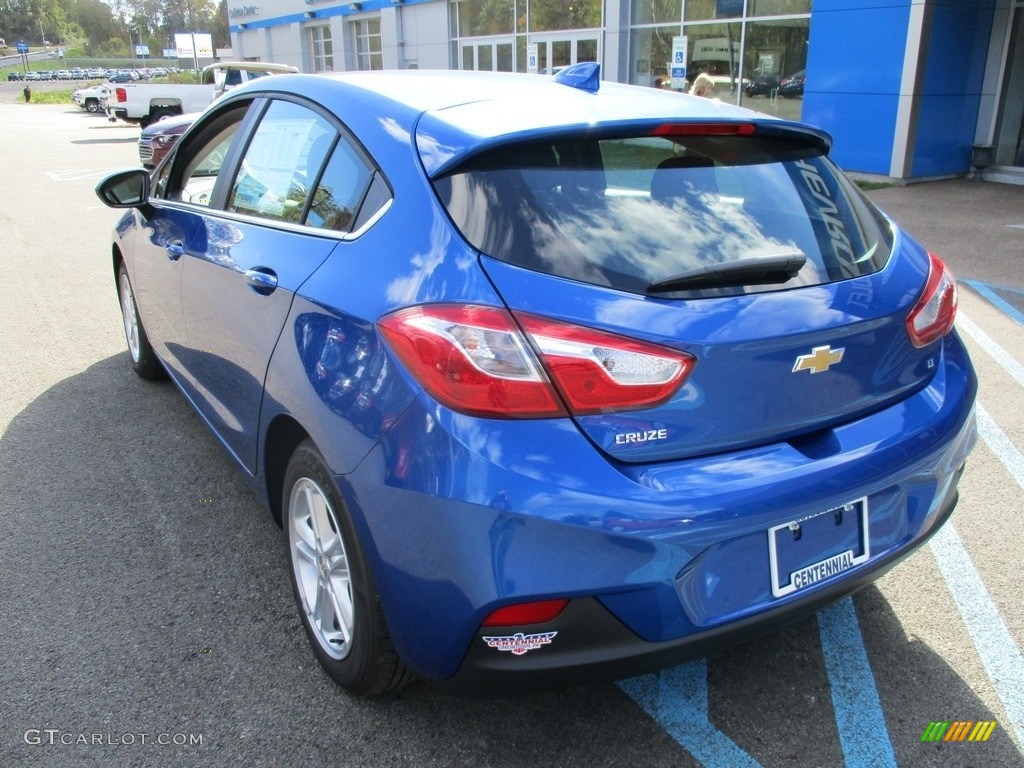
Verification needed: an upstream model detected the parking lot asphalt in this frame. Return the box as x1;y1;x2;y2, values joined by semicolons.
0;102;1022;768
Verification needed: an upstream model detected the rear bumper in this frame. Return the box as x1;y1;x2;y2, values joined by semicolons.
340;329;977;691
436;469;962;697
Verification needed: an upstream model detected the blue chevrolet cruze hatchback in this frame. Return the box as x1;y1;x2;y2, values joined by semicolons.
96;65;977;696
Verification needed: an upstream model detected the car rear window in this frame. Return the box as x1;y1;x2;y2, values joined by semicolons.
432;132;893;297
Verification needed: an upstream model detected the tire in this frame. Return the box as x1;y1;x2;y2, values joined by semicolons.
117;263;165;380
147;107;178;126
85;98;99;113
284;440;410;696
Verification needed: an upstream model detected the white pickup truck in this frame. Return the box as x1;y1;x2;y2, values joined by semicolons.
105;62;298;127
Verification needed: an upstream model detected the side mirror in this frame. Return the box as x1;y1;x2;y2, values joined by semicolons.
95;169;151;209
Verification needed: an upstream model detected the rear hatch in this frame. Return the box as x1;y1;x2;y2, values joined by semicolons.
429;122;938;463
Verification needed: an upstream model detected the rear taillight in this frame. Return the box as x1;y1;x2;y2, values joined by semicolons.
906;252;958;348
651;123;756;137
377;304;694;418
482;599;570;627
115;87;127;103
378;305;566;418
514;312;694;415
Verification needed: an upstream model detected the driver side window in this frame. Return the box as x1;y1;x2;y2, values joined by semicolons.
159;102;250;206
179;130;238;206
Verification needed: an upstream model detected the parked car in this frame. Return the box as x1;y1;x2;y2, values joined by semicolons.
95;66;976;698
23;71;40;81
73;84;110;113
7;71;23;81
108;72;134;83
744;72;781;96
106;61;298;127
780;69;806;98
138;111;197;167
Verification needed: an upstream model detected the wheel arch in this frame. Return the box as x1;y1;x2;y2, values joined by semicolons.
149;99;183;112
263;414;311;528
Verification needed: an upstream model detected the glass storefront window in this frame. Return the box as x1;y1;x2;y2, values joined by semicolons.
994;6;1024;166
455;0;515;37
353;18;383;71
479;45;493;69
686;23;743;96
632;0;682;26
310;25;334;73
751;0;811;16
497;42;514;71
627;0;810;118
685;0;742;23
739;18;808;121
578;38;598;63
529;0;602;32
629;26;679;87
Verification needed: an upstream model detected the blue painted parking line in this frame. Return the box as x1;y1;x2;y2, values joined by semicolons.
976;403;1024;490
818;598;897;768
946;293;1024;748
619;660;763;768
957;312;1024;389
930;520;1024;749
964;280;1024;328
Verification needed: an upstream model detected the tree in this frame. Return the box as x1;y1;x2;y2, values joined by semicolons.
73;0;124;53
210;0;228;49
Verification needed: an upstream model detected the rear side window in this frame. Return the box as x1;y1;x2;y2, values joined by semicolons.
433;134;892;297
226;99;375;232
227;100;336;224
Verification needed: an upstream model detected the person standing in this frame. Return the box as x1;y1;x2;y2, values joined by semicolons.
689;73;715;98
23;84;31;102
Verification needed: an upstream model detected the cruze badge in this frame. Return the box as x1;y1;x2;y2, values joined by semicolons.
793;345;845;374
483;632;557;656
614;428;668;446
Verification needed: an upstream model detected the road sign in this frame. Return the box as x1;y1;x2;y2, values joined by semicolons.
16;40;29;54
671;36;687;90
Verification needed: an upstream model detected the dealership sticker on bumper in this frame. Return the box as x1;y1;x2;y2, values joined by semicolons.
482;632;557;655
768;498;870;598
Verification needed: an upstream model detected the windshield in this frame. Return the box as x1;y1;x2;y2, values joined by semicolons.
433;133;892;297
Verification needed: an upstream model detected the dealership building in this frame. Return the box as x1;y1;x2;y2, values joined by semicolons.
227;0;1024;183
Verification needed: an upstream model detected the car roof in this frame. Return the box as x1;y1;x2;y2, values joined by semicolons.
226;68;832;177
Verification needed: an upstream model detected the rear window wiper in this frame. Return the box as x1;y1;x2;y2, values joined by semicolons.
646;252;807;293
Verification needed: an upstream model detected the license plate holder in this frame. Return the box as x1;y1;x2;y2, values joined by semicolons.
768;498;870;598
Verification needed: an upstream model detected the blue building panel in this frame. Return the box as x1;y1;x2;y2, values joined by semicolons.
910;2;994;175
911;94;983;176
921;4;993;95
803;3;911;174
805;93;900;174
805;6;909;95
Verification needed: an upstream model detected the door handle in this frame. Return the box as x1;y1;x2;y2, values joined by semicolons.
166;240;184;261
244;268;279;296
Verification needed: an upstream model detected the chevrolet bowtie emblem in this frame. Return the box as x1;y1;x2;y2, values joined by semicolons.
793;345;845;374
